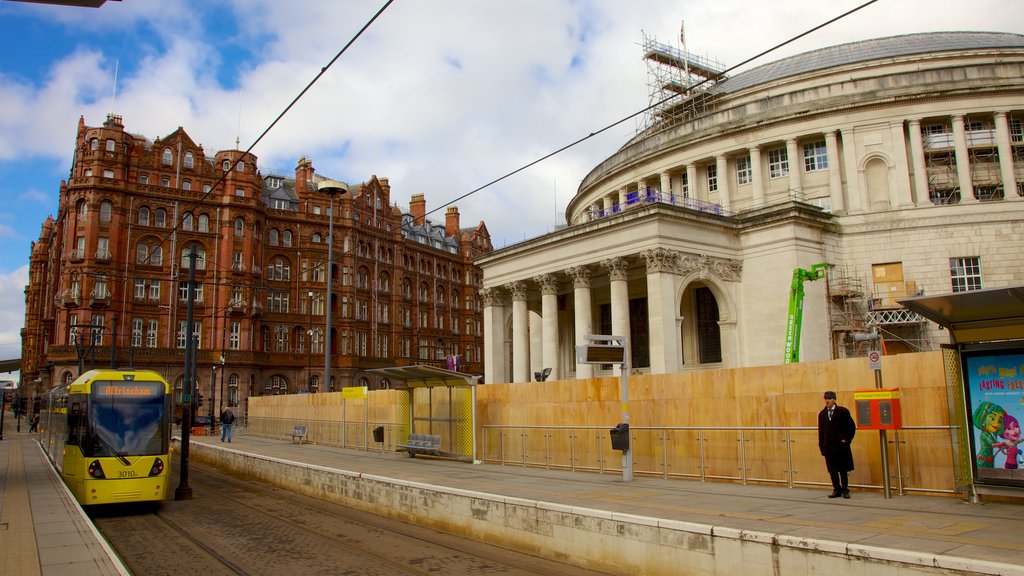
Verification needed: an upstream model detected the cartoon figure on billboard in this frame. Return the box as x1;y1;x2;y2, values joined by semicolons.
972;401;1005;468
995;413;1022;470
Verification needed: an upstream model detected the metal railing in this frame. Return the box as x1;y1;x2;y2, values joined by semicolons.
480;424;958;495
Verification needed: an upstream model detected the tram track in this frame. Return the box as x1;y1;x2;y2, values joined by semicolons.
93;459;611;576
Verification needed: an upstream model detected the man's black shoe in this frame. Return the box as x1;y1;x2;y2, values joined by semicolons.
828;491;842;498
842;490;850;499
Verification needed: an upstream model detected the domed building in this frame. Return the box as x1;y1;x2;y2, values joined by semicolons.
478;31;1024;383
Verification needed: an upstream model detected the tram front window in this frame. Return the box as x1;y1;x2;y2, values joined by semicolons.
88;381;167;457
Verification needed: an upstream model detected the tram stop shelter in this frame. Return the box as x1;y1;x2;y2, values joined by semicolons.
900;284;1024;501
367;365;481;463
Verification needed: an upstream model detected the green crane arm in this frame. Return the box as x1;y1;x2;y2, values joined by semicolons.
783;263;828;364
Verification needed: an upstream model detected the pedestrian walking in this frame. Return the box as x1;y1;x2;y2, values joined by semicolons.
220;408;235;442
29;413;39;433
818;390;856;499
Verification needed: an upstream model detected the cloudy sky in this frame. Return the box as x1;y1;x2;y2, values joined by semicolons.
0;0;1020;368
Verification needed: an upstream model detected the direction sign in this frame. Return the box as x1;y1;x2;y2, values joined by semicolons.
867;350;882;371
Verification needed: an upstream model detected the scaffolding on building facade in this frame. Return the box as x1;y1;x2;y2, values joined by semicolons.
638;23;725;135
827;266;930;358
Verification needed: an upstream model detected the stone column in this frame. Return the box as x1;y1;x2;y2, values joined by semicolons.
889;121;914;208
536;273;560;380
824;131;845;212
840;128;863;212
568;265;594;379
508;281;530;383
750;145;764;206
907;119;930;207
660;172;672;200
618;187;628;212
994;111;1020;201
952;114;977;203
716;155;730;211
643;248;680;374
786;138;801;197
481;287;507;384
602;195;613;216
602;257;631;376
686;163;697;202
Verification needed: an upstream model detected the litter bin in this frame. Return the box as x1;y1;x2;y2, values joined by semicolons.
372;426;385;443
609;422;630;451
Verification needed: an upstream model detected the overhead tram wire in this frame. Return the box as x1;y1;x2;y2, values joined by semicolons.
135;0;395;268
423;0;880;219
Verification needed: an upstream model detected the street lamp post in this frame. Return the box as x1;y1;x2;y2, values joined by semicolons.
209;363;216;435
218;353;225;414
318;180;348;394
307;290;314;392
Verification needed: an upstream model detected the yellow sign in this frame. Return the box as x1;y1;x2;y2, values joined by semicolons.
342;386;368;399
853;388;901;401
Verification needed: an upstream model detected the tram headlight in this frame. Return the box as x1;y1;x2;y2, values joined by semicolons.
88;460;105;479
149;457;165;476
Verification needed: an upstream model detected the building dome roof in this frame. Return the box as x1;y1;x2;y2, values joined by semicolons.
717;31;1024;94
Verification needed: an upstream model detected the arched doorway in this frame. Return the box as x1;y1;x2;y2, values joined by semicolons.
680;283;723;365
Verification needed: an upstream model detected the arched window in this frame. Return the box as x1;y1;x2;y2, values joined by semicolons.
90;138;99;151
181;247;207;270
154;208;166;227
99;201;112;222
150;245;163;266
135;243;147;264
312;232;321;243
379;272;391;293
198;214;209;233
228;375;239;407
137;206;149;226
419;282;429;302
106;139;115;152
182;180;191;191
270;257;290;281
162;147;173;166
183;151;194;169
269;229;279;246
222;159;230;171
78;201;88;219
236;160;245;172
234;218;244;237
282;230;292;247
181;212;193;231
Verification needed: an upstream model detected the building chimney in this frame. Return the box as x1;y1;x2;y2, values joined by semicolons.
410;193;426;226
295;156;314;198
445;206;461;237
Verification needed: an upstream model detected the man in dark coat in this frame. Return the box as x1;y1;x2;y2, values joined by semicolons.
818;390;856;499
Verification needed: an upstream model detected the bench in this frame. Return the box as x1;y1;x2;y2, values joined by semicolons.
396;434;442;458
290;425;308;444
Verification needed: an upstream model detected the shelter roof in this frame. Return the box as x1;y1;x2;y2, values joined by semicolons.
366;365;480;388
899;285;1024;344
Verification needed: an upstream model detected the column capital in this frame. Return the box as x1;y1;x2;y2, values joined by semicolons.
642;248;679;274
479;287;506;307
602;257;630;281
567;265;592;288
535;273;561;295
994;110;1009;120
507;281;529;301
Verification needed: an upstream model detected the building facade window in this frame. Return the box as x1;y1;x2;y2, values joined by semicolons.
706;164;718;192
162;148;173;166
803;141;828;172
768;148;789;178
736;156;751;185
950;257;982;292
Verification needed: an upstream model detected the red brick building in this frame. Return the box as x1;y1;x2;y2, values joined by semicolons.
21;114;492;416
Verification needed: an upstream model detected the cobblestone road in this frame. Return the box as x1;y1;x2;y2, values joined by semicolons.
91;459;612;576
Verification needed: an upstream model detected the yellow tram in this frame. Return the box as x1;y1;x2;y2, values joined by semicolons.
40;369;172;505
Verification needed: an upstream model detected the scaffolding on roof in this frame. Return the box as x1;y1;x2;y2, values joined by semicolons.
638;24;725;135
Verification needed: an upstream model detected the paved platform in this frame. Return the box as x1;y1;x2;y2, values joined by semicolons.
0;413;128;576
191;432;1024;576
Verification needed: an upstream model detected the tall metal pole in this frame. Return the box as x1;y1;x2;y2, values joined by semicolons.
209;365;216;435
318;180;348;393
175;242;197;501
307;290;314;392
875;366;892;499
219;354;225;413
620;339;633;482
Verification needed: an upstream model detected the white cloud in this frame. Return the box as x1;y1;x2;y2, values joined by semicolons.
0;266;28;360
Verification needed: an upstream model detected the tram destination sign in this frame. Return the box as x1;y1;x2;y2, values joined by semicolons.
576;344;625;365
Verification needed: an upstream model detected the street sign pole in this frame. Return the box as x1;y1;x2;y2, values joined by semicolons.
868;349;892;499
577;335;632;482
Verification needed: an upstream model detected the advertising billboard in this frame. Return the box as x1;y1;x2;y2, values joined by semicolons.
963;348;1024;486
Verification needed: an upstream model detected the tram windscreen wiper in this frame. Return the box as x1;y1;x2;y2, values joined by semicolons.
93;431;132;467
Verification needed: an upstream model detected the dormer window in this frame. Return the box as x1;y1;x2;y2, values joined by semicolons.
90;139;99;150
106;139;115;152
162;148;173;166
223;160;230;171
184;151;194;169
